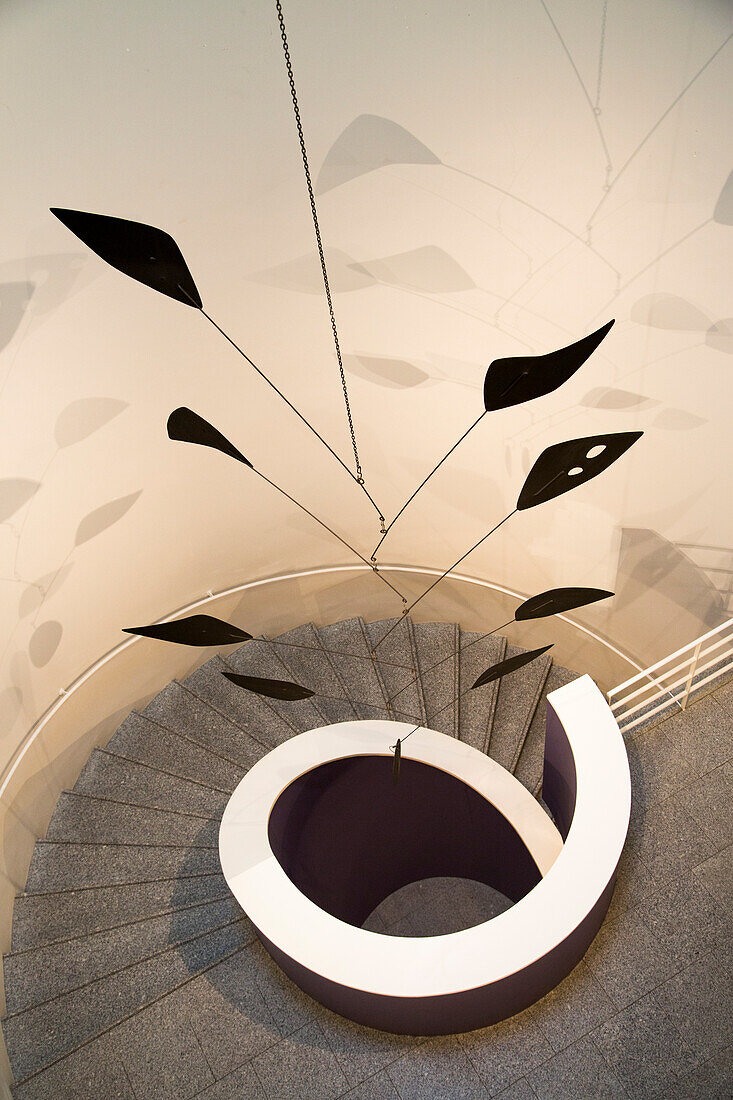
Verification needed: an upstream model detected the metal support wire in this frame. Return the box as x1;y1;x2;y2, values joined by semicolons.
275;0;382;528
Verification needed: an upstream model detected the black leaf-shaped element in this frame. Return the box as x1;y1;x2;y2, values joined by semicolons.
483;321;614;412
123;615;252;646
472;645;554;690
515;587;613;621
221;671;314;701
517;432;643;511
50;208;202;308
392;738;402;786
167;408;252;466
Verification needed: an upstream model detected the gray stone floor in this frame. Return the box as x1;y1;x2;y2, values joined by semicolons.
12;684;733;1099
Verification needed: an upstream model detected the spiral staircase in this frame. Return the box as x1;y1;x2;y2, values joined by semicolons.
3;615;732;1098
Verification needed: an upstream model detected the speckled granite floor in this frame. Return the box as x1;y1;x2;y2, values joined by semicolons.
6;631;733;1098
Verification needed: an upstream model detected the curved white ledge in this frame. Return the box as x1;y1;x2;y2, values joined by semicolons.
219;675;630;1032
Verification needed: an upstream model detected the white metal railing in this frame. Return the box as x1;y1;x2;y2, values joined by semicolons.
607;618;733;735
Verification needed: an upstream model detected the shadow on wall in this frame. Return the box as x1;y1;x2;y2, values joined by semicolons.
609;528;730;665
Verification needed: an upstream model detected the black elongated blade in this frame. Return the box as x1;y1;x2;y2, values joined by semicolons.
222;671;314;701
392;738;402;785
50;208;202;308
472;644;554;690
517;431;643;511
515;587;613;621
123;615;252;646
483;321;614;412
167;407;252;466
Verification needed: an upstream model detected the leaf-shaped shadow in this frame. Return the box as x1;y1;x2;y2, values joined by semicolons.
344;354;431;389
0;281;34;354
221;670;314;701
50;209;202;308
74;490;142;546
167;408;251;466
392;739;402;786
316;114;440;195
652;409;706;431
29;621;63;668
472;645;553;690
515;587;613;621
54;398;129;447
580;387;656;411
124;615;252;647
18;564;75;618
350;246;475;293
517;432;643;511
713;170;733;225
630;293;710;332
0;479;40;523
706;319;733;355
483;321;614;412
251;249;376;294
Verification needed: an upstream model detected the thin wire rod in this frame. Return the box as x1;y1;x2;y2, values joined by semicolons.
198;307;385;524
310;691;421;724
275;0;371;504
251;466;407;604
264;637;414;671
385;618;515;709
371;411;486;560
372;510;518;652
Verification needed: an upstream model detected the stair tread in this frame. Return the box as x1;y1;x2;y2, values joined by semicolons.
74;750;229;818
4;897;244;1015
316;617;388;711
413;621;459;737
2;923;250;1082
24;843;219;894
143;681;267;767
458;630;507;752
364;618;425;725
488;644;553;771
106;711;243;792
514;664;580;793
45;793;219;849
11;874;228;952
183;658;296;747
271;623;358;726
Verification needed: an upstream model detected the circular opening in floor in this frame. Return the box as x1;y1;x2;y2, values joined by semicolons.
268;754;542;932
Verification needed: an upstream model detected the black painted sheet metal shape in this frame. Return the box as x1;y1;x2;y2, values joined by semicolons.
221;670;314;701
167;407;252;466
472;645;554;690
483;320;614;412
123;615;252;647
50;209;202;308
515;587;614;621
517;431;643;510
392;739;401;785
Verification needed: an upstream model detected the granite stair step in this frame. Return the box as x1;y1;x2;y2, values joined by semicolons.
364;617;425;725
73;749;230;818
45;793;219;848
270;622;358;726
457;630;507;752
11;874;229;952
23;842;220;894
488;643;553;772
143;681;268;768
106;711;243;792
2;923;250;1082
317;617;389;719
3;895;244;1015
413;621;459;737
224;637;327;732
514;664;580;795
183;657;296;747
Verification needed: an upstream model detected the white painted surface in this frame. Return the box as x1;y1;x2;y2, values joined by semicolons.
219;678;630;999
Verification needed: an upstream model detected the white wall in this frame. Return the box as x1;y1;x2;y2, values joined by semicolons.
1;0;732;768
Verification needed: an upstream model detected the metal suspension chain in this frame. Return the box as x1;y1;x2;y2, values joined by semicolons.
275;0;365;487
